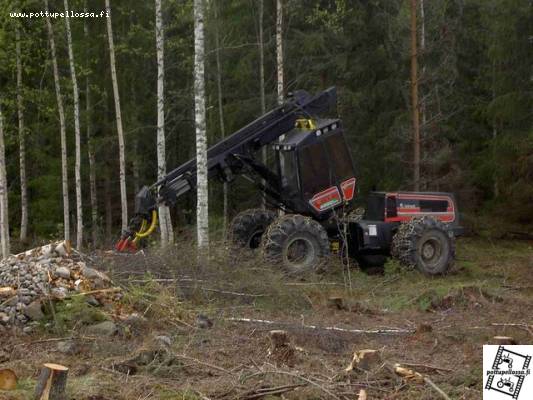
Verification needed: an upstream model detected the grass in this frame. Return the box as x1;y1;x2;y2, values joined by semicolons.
4;236;529;400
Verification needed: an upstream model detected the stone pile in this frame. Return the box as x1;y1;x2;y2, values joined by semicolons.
0;240;113;327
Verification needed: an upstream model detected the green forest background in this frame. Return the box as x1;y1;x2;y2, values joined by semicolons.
0;0;531;246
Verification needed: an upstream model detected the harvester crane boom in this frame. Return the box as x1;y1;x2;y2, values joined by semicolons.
116;87;337;251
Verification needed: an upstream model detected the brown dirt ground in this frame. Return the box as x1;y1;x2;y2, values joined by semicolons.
0;237;531;400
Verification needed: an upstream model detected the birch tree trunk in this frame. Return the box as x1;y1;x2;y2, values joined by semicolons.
15;26;28;243
276;0;284;105
44;0;70;242
155;0;174;245
214;1;227;232
84;1;98;247
64;0;83;249
0;101;10;259
258;0;267;210
194;0;209;251
105;0;128;234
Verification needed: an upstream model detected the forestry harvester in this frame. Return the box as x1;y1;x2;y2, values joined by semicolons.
116;87;463;275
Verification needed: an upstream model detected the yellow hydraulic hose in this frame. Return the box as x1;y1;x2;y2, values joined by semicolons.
133;210;158;242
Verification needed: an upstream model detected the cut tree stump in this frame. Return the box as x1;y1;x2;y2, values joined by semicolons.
492;336;517;345
34;363;69;400
0;369;17;390
345;349;381;372
269;330;290;349
268;330;296;366
328;296;347;310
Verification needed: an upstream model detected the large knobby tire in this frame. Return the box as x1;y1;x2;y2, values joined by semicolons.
391;217;456;275
262;214;330;275
228;209;277;250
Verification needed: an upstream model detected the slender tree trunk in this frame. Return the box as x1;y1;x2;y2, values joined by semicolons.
105;0;128;234
276;0;284;105
15;26;28;243
44;0;70;242
155;0;174;245
132;139;140;195
276;0;286;214
194;0;209;252
84;1;98;247
419;0;426;189
258;0;267;210
214;1;227;232
0;101;10;258
410;0;420;191
64;0;83;249
492;60;499;198
104;175;112;241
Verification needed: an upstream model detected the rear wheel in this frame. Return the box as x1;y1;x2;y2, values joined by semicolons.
262;214;330;275
228;209;277;250
392;217;455;275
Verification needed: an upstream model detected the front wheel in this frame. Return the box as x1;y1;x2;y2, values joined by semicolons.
262;214;330;275
228;209;277;250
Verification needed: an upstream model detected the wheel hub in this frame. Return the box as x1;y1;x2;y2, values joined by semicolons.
422;242;436;260
285;237;315;269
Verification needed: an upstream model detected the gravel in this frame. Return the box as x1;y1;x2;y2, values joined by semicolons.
0;241;112;326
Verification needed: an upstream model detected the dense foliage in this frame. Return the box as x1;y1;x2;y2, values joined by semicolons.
0;0;531;244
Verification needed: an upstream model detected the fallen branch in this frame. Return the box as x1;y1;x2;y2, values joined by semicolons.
240;383;305;400
173;353;232;374
396;362;452;373
243;370;341;400
226;317;413;335
14;336;97;347
393;363;451;400
424;376;452;400
70;287;122;297
491;322;533;337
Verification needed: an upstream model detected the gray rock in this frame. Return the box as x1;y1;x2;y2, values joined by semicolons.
86;321;118;336
54;266;71;279
81;266;110;282
196;314;213;329
19;296;32;305
154;335;172;348
22;325;33;334
18;288;30;296
57;340;79;354
85;296;100;307
24;301;45;320
50;287;68;299
0;312;9;324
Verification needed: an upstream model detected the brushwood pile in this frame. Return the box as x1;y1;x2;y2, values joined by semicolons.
0;241;114;328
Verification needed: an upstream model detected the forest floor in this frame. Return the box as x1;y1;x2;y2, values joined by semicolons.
1;237;532;400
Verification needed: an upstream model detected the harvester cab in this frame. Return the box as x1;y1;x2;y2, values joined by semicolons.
273;118;357;218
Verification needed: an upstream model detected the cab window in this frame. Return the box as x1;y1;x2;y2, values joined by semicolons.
324;133;354;181
299;142;333;197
